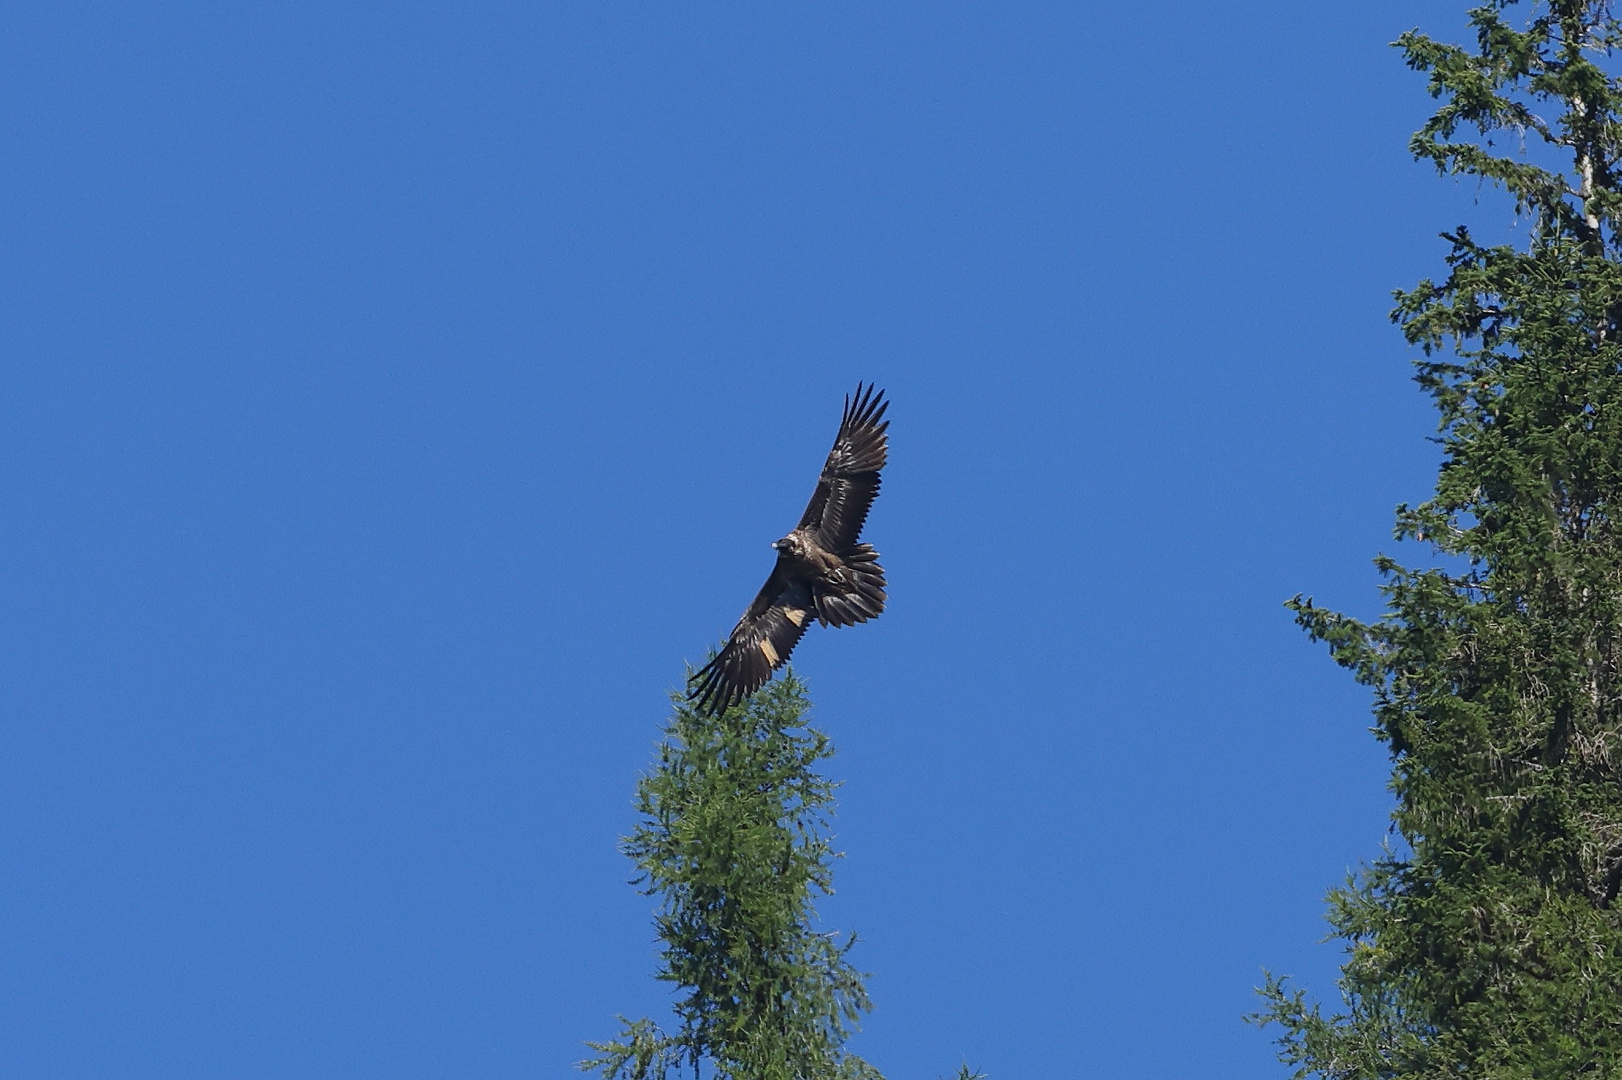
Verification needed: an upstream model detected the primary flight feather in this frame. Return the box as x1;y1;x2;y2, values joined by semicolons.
689;383;889;714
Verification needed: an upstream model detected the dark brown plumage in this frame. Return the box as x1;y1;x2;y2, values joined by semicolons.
689;383;889;715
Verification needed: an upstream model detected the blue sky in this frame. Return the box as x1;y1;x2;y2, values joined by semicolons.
0;2;1491;1076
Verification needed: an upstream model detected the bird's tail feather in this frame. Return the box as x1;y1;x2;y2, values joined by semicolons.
817;545;886;627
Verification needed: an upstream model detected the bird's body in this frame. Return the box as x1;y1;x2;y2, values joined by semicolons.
689;384;889;714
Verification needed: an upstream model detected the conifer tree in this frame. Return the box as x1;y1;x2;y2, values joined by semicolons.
583;670;882;1080
1257;2;1622;1075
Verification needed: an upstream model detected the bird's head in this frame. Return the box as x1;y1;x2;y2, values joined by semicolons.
772;535;803;556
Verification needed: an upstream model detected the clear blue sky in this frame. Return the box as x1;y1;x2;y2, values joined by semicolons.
2;2;1488;1076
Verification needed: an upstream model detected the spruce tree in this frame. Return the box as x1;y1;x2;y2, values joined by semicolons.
1257;2;1622;1075
583;670;882;1080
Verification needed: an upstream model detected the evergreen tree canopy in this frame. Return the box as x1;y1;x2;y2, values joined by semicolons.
1258;2;1622;1076
584;671;881;1080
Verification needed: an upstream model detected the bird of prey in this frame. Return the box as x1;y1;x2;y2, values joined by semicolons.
689;383;889;714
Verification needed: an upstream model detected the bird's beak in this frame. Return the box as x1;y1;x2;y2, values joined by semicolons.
770;540;782;550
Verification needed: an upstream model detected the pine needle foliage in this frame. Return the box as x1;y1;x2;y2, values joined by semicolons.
583;669;882;1080
1254;3;1622;1076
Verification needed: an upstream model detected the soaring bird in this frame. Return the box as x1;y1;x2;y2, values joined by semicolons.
689;383;889;714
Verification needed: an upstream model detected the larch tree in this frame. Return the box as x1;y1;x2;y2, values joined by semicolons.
582;670;884;1080
1256;2;1622;1076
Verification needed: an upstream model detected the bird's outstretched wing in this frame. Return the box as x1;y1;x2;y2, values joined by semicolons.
796;383;888;552
689;576;815;715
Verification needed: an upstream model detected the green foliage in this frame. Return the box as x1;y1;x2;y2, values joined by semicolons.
1254;3;1622;1076
583;670;882;1080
